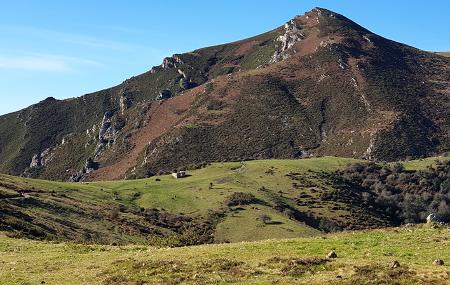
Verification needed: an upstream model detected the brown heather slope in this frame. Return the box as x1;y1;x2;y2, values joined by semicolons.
437;52;450;57
127;8;450;178
0;8;449;181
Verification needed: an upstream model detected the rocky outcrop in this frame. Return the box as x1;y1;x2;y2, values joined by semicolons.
156;90;173;101
271;19;304;63
30;154;41;168
29;148;55;168
162;55;184;69
68;158;99;182
94;111;119;158
85;158;99;174
119;89;133;114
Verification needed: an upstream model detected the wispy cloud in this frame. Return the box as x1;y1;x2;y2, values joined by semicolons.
0;25;144;51
0;53;99;72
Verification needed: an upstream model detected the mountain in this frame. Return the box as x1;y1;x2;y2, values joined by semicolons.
0;7;449;181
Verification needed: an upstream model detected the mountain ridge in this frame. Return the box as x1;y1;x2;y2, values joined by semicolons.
0;7;449;181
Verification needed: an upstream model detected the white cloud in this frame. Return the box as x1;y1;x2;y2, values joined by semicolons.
0;54;99;72
0;25;144;51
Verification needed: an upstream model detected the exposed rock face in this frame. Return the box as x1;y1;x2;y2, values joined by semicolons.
271;19;304;62
94;111;118;158
30;154;41;168
119;89;133;114
68;158;99;182
162;55;184;69
156;90;173;101
85;158;99;174
29;148;55;168
426;213;440;224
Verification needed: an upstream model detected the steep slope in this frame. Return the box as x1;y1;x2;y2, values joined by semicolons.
0;8;449;181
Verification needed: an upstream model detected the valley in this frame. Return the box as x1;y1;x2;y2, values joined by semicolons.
0;6;449;284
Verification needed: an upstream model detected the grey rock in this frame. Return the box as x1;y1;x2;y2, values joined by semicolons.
390;260;400;269
271;19;304;63
30;154;41;168
156;90;172;101
433;259;444;266
326;250;337;258
427;213;441;224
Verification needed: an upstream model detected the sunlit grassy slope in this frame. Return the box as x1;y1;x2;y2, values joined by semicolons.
1;157;365;244
2;156;449;245
402;156;450;170
1;225;449;285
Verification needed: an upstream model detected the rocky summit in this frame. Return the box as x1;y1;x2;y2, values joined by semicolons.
0;7;449;181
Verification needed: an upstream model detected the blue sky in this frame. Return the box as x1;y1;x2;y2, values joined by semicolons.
1;0;449;115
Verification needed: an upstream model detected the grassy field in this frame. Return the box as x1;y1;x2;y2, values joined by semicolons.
402;156;450;170
1;156;450;284
2;157;373;244
0;225;449;284
2;156;449;245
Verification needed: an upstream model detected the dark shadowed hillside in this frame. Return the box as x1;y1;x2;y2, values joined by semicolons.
0;8;449;181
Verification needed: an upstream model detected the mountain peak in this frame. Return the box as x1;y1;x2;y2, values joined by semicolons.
270;7;368;62
0;7;449;182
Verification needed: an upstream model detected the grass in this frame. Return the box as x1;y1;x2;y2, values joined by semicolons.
214;204;320;243
402;156;450;170
0;224;449;284
3;155;449;245
1;157;364;244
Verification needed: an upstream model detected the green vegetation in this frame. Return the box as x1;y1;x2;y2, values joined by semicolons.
0;156;449;283
403;156;450;170
1;225;449;284
2;156;448;246
2;157;369;245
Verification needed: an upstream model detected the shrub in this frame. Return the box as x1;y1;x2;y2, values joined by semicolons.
259;214;272;224
318;218;340;232
224;192;257;207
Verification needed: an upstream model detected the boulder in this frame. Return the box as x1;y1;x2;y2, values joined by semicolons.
433;259;444;266
85;158;99;173
390;260;400;269
426;213;440;224
326;250;337;258
30;154;41;168
156;90;172;101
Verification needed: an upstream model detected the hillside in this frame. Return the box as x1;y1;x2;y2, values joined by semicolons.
437;52;450;57
1;225;449;284
1;156;449;246
0;8;449;181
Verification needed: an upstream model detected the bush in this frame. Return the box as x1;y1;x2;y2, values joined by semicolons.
333;160;450;224
224;192;257;207
259;214;272;224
